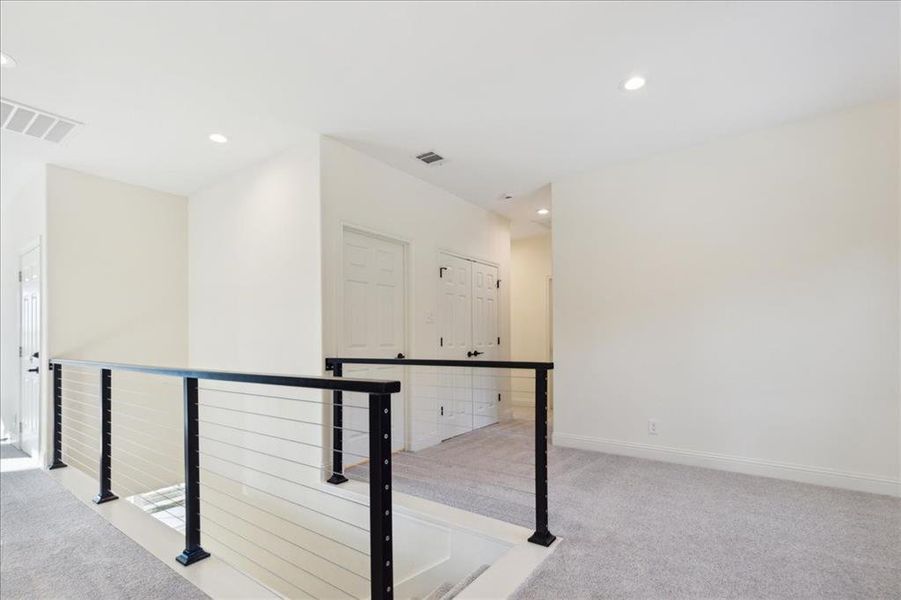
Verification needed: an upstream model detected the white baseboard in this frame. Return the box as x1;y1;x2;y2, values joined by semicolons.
553;432;900;497
409;433;442;453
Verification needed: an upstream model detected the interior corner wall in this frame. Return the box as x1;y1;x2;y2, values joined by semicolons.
0;166;46;451
319;137;512;450
552;101;901;496
187;142;322;375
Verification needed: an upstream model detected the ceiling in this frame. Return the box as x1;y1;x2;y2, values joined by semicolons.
1;1;898;233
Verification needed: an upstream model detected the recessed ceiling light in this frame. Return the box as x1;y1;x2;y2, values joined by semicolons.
208;133;228;144
622;75;646;91
536;208;550;216
0;53;17;68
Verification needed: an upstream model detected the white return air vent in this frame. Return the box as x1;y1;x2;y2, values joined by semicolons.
415;150;446;166
0;98;80;143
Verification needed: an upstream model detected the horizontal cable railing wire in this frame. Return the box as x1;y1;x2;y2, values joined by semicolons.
325;356;557;549
48;358;400;600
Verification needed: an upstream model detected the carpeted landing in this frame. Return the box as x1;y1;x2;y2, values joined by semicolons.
0;444;207;600
350;420;901;600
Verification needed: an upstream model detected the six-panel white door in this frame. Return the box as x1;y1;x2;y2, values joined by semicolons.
341;229;407;454
19;245;41;457
471;261;500;429
438;254;473;439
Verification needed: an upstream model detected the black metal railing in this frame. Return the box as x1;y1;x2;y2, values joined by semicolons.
48;358;401;600
325;357;556;547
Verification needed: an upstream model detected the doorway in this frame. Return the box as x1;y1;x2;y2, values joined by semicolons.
339;227;408;453
437;252;500;439
18;243;41;457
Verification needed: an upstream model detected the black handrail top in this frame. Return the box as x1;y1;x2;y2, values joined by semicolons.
326;357;553;370
50;358;401;394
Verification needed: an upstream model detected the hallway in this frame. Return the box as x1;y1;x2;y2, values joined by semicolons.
352;421;901;600
0;444;207;600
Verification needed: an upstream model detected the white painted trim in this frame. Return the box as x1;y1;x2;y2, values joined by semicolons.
409;432;443;452
545;275;553;363
553;432;901;497
455;538;559;600
18;237;41;255
437;247;501;271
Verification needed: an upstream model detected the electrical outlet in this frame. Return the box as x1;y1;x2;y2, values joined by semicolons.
648;419;658;435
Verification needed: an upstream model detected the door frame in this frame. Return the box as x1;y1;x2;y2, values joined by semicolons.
337;222;412;450
546;275;553;361
17;237;42;455
436;248;500;274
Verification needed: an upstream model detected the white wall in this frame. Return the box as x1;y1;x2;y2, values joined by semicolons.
46;166;188;483
47;166;188;364
186;139;414;597
187;138;326;474
0;167;46;449
188;142;322;374
510;234;552;412
553;101;901;496
320;137;511;450
511;234;552;363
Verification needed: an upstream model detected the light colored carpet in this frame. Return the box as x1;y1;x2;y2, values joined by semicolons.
0;449;208;600
351;420;901;599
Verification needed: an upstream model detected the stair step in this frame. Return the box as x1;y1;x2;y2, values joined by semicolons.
440;564;489;600
423;582;454;600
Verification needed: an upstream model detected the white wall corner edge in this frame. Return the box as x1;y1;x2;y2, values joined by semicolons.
552;432;901;498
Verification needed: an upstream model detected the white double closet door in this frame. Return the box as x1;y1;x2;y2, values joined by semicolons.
340;229;406;458
438;253;501;440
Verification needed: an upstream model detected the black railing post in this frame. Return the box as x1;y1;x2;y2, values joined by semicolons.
528;367;556;546
177;377;210;566
327;361;348;484
93;368;118;504
369;393;394;600
48;363;66;470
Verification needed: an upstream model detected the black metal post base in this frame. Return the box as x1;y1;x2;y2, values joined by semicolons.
48;460;67;470
176;547;211;566
327;473;349;485
93;492;118;505
528;530;557;547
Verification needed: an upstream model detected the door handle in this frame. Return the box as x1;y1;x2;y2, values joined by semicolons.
27;367;39;373
472;350;484;357
31;351;39;359
396;353;406;359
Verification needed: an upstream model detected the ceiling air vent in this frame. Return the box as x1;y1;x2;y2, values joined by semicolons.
0;98;80;143
415;151;445;166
